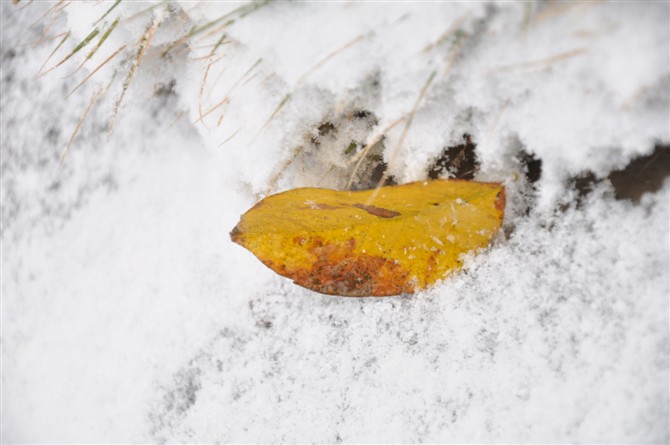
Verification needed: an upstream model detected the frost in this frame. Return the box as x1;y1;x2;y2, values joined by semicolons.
2;1;669;443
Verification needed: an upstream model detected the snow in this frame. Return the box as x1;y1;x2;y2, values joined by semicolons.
2;1;669;443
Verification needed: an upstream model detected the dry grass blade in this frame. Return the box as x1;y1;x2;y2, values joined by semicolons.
250;93;290;145
66;44;126;99
192;97;230;125
188;14;233;38
25;11;61;48
109;18;160;134
475;99;510;163
166;0;268;59
192;19;233;45
60;87;104;167
193;53;228;119
263;144;304;196
192;45;231;61
442;31;466;76
235;58;262;84
189;0;268;39
218;128;241;147
491;48;587;73
530;1;596;28
39;28;100;76
193;58;262;125
21;30;67;49
420;11;470;54
208;62;229;92
316;165;337;186
240;71;260;87
297;34;365;84
30;0;67;28
220;59;263;97
17;0;36;10
366;70;436;204
345;117;405;189
36;31;70;76
175;20;234;60
197;60;214;128
259;72;276;86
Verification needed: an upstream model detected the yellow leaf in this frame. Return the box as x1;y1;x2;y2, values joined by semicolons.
231;179;505;297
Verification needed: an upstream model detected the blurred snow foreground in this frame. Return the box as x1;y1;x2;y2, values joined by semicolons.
2;0;669;442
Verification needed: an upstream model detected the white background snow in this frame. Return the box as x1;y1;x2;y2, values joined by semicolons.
1;1;669;442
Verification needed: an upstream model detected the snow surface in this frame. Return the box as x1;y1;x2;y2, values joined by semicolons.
2;1;669;442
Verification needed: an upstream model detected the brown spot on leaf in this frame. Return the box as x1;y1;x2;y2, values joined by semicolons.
298;202;343;211
313;203;341;210
276;236;412;297
352;203;401;218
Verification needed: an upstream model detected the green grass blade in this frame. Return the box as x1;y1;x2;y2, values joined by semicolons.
86;17;119;61
47;27;100;72
93;0;121;26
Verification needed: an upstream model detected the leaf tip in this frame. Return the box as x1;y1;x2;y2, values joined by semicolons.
230;224;243;244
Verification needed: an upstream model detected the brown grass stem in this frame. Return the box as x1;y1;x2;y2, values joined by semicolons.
491;48;587;73
109;18;160;134
297;34;365;84
345;117;405;190
60;87;103;167
36;31;70;77
366;70;437;205
66;44;126;99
